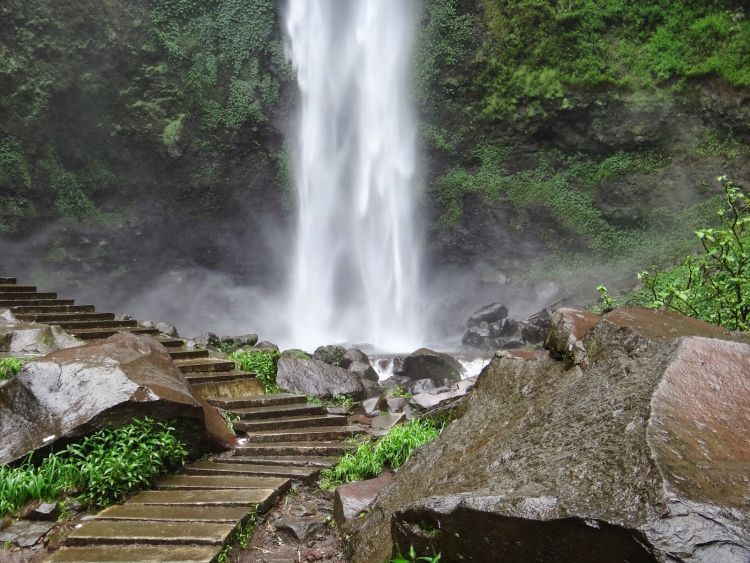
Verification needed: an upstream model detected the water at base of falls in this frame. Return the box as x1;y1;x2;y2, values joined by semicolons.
284;0;425;353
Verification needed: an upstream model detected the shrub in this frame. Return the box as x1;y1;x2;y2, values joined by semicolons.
320;418;443;489
634;177;750;331
229;349;281;394
0;418;187;516
0;358;26;381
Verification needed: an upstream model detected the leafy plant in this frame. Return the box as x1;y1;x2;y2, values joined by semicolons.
392;385;413;399
320;419;443;489
0;418;187;516
635;177;750;330
0;358;26;381
216;510;257;562
596;285;616;310
229;349;281;394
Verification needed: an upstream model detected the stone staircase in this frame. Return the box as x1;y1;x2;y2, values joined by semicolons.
1;278;362;562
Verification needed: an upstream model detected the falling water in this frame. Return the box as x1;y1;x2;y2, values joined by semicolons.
285;0;424;351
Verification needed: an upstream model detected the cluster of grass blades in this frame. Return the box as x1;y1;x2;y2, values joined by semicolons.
320;418;443;489
0;418;187;516
0;357;27;381
228;349;281;393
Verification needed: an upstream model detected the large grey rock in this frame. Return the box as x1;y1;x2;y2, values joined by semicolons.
348;360;379;382
313;344;347;367
467;303;509;326
394;348;463;385
276;357;366;400
342;348;369;368
0;332;234;465
350;308;750;562
0;318;81;356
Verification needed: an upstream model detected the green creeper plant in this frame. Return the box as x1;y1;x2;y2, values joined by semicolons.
0;358;26;381
229;349;281;394
636;177;750;330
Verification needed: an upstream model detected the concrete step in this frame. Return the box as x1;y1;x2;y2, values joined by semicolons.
223;403;326;421
0;284;34;292
56;319;137;330
48;545;221;562
155;474;289;491
168;347;210;360
96;504;250;523
156;337;185;348
208;393;306;410
218;455;338;469
234;414;348;433
127;488;279;512
186;461;320;482
235;441;355;457
0;277;16;284
15;311;114;323
243;426;364;443
184;370;255;385
0;292;59;301
8;304;95;314
0;298;73;307
69;326;160;340
174;358;236;374
65;520;237;546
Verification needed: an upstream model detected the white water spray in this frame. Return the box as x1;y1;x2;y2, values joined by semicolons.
285;0;424;351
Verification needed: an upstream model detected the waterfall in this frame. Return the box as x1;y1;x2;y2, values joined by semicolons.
285;0;424;351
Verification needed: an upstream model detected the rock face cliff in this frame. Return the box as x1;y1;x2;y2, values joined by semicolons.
1;1;749;311
349;308;750;562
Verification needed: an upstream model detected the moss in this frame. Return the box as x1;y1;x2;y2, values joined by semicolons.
162;114;186;147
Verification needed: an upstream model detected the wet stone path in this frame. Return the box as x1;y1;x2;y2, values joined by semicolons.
1;278;361;562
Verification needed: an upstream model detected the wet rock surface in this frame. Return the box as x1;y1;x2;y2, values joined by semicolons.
0;317;81;356
276;357;367;400
0;332;232;465
334;475;393;528
394;348;463;386
462;303;553;351
349;307;750;562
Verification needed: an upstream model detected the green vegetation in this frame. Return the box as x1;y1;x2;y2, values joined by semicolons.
0;358;26;381
320;418;443;489
0;419;187;516
149;0;289;132
305;394;355;409
216;510;257;563
162;114;186;147
631;177;750;330
229;349;281;394
392;385;413;399
478;1;750;117
393;547;442;563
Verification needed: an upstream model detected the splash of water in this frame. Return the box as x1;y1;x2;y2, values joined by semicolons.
285;0;424;352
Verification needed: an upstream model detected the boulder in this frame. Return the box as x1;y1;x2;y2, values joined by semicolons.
348;360;379;382
342;348;370;368
519;307;554;344
461;324;491;348
467;303;508;326
350;308;750;562
334;475;393;528
254;340;280;351
313;344;347;366
0;332;234;465
395;349;463;385
544;308;601;367
155;322;178;337
276;357;366;400
281;348;312;360
196;332;220;348
0;318;81;356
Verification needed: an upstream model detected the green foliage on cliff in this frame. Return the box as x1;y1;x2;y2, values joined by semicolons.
0;358;26;381
633;177;750;330
479;0;750;117
149;0;289;131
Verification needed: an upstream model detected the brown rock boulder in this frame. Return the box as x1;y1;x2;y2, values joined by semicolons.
0;332;233;464
334;475;393;528
394;348;463;385
350;308;750;562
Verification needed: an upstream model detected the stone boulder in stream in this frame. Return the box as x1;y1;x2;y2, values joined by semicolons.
276;357;367;400
0;332;234;465
394;348;463;386
349;308;750;562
